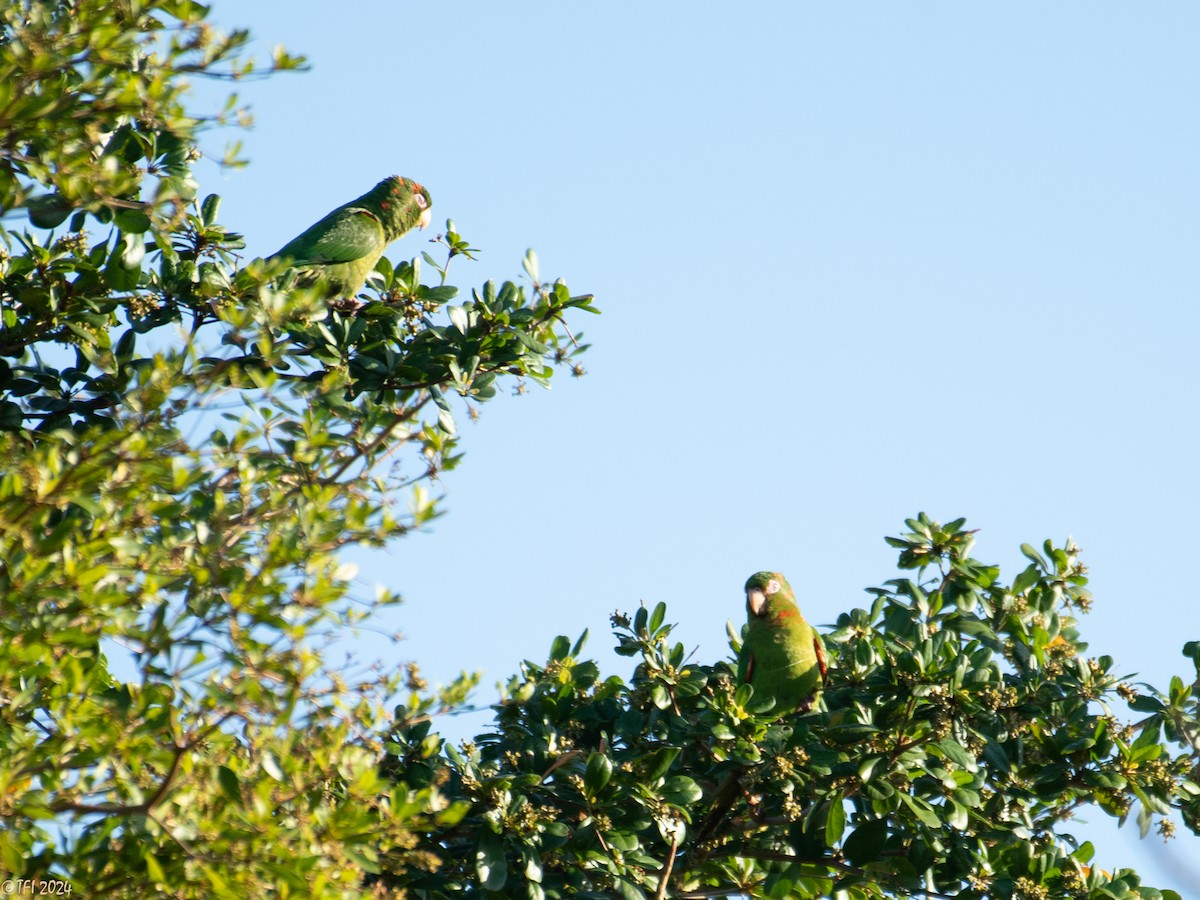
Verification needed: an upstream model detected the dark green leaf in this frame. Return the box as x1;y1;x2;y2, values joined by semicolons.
26;193;72;229
842;818;888;866
825;795;846;845
584;752;612;796
613;877;647;900
1128;694;1164;713
936;738;978;772
570;630;589;656
549;635;570;661
1011;564;1040;596
474;832;507;891
200;193;221;225
640;747;680;781
115;208;152;234
216;766;239;803
661;775;702;807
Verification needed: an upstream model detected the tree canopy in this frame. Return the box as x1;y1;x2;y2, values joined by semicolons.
1;0;590;893
372;515;1200;899
2;2;1198;898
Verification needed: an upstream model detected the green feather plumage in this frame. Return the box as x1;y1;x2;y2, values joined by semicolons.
739;571;825;713
271;175;432;298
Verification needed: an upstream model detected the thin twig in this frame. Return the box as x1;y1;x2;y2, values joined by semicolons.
655;830;680;900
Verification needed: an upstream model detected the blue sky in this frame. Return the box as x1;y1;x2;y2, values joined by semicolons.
196;2;1200;889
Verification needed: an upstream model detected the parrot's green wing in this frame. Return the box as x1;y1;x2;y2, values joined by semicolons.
267;176;431;300
273;207;386;266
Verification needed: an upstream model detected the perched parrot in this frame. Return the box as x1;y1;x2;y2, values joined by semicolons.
694;572;827;848
738;571;826;713
270;175;432;300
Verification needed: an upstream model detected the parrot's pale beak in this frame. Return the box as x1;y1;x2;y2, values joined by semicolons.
418;208;432;230
747;588;766;616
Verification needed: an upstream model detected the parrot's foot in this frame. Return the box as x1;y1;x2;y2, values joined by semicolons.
795;689;822;714
330;296;366;314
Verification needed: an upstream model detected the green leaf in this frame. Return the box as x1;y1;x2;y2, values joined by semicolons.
1032;765;1070;795
825;794;846;845
522;849;543;884
159;0;209;21
115;208;152;234
1129;725;1164;762
842;818;888;866
936;738;978;772
1071;841;1095;864
119;232;145;268
982;737;1011;773
26;193;72;229
0;401;22;431
104;234;144;289
570;629;589;656
1128;694;1164;713
650;683;672;710
549;635;570;661
114;329;136;361
897;793;941;828
216;765;239;803
1019;543;1048;568
143;851;166;884
640;747;680;781
447;305;469;333
1011;564;1040;595
947;799;969;830
515;330;552;355
584;752;612;796
200;193;221;225
661;775;702;807
475;832;507;891
523;248;540;281
824;723;881;745
733;683;754;708
423;285;458;302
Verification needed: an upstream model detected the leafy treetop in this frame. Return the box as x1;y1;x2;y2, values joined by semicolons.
374;515;1200;900
1;0;593;895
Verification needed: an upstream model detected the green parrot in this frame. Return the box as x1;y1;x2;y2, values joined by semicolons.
738;571;826;713
694;571;827;848
270;175;432;300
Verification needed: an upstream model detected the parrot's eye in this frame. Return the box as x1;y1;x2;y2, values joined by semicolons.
415;194;428;209
766;580;781;595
